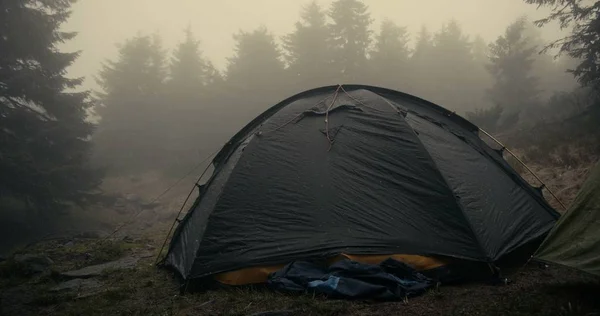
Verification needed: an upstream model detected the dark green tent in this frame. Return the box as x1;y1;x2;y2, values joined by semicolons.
534;160;600;276
163;84;559;286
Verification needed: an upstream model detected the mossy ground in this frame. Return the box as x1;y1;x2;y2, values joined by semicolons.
1;157;598;316
1;238;599;316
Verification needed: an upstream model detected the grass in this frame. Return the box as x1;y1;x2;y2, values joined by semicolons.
1;241;355;316
0;259;33;287
8;237;146;272
1;234;599;316
2;155;599;316
2;181;599;316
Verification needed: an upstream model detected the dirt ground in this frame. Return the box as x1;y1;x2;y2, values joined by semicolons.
1;151;597;316
1;237;599;316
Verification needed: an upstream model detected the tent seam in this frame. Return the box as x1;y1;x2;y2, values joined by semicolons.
402;112;492;262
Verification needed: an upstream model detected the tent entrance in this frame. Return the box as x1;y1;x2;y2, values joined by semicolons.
214;253;451;285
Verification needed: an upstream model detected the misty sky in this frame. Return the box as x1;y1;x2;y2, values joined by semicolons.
62;0;563;90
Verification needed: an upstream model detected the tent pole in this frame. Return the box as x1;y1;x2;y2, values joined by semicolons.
154;182;198;266
478;128;567;211
154;151;218;266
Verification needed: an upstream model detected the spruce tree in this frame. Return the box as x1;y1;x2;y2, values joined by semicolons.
487;17;541;127
369;19;411;89
412;26;434;63
283;1;333;88
222;26;289;122
94;33;169;174
520;21;579;99
0;0;100;211
431;20;476;85
225;26;287;96
410;25;435;97
96;34;167;101
328;0;373;82
470;35;494;107
165;27;229;175
487;18;540;124
169;27;209;99
472;35;490;66
204;61;224;87
524;0;600;90
428;20;486;112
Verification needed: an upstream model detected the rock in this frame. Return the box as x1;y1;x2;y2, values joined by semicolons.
74;287;119;300
250;311;296;316
60;256;139;279
1;286;37;315
115;206;128;214
130;176;141;183
159;212;177;222
14;254;54;273
125;194;141;203
140;201;160;210
74;231;101;239
63;241;74;248
138;252;154;259
50;278;103;292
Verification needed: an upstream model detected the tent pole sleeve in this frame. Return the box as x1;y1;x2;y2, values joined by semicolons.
478;128;568;211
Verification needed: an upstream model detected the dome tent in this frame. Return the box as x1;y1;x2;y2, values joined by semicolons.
162;84;559;288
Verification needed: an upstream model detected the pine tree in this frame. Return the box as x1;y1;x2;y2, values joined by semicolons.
0;0;101;211
283;1;333;88
328;0;373;82
487;17;541;127
470;35;494;107
412;25;434;63
205;61;224;87
433;20;472;56
428;20;486;112
472;35;490;66
168;27;209;99
225;26;286;95
202;60;225;98
523;0;600;90
223;26;289;120
519;21;579;99
96;34;167;101
431;20;475;83
94;33;169;174
409;25;435;97
148;33;168;95
369;19;411;89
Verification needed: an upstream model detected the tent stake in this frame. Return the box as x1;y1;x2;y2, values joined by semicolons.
478;128;567;211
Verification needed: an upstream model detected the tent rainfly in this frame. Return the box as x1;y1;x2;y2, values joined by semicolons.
535;160;600;277
162;85;560;286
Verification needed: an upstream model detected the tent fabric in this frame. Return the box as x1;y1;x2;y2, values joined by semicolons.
535;160;600;276
164;85;559;283
266;258;433;300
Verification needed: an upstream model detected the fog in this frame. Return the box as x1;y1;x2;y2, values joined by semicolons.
4;0;592;256
62;0;563;90
5;3;600;314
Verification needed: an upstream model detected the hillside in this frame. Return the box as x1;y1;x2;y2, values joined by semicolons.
1;136;598;316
